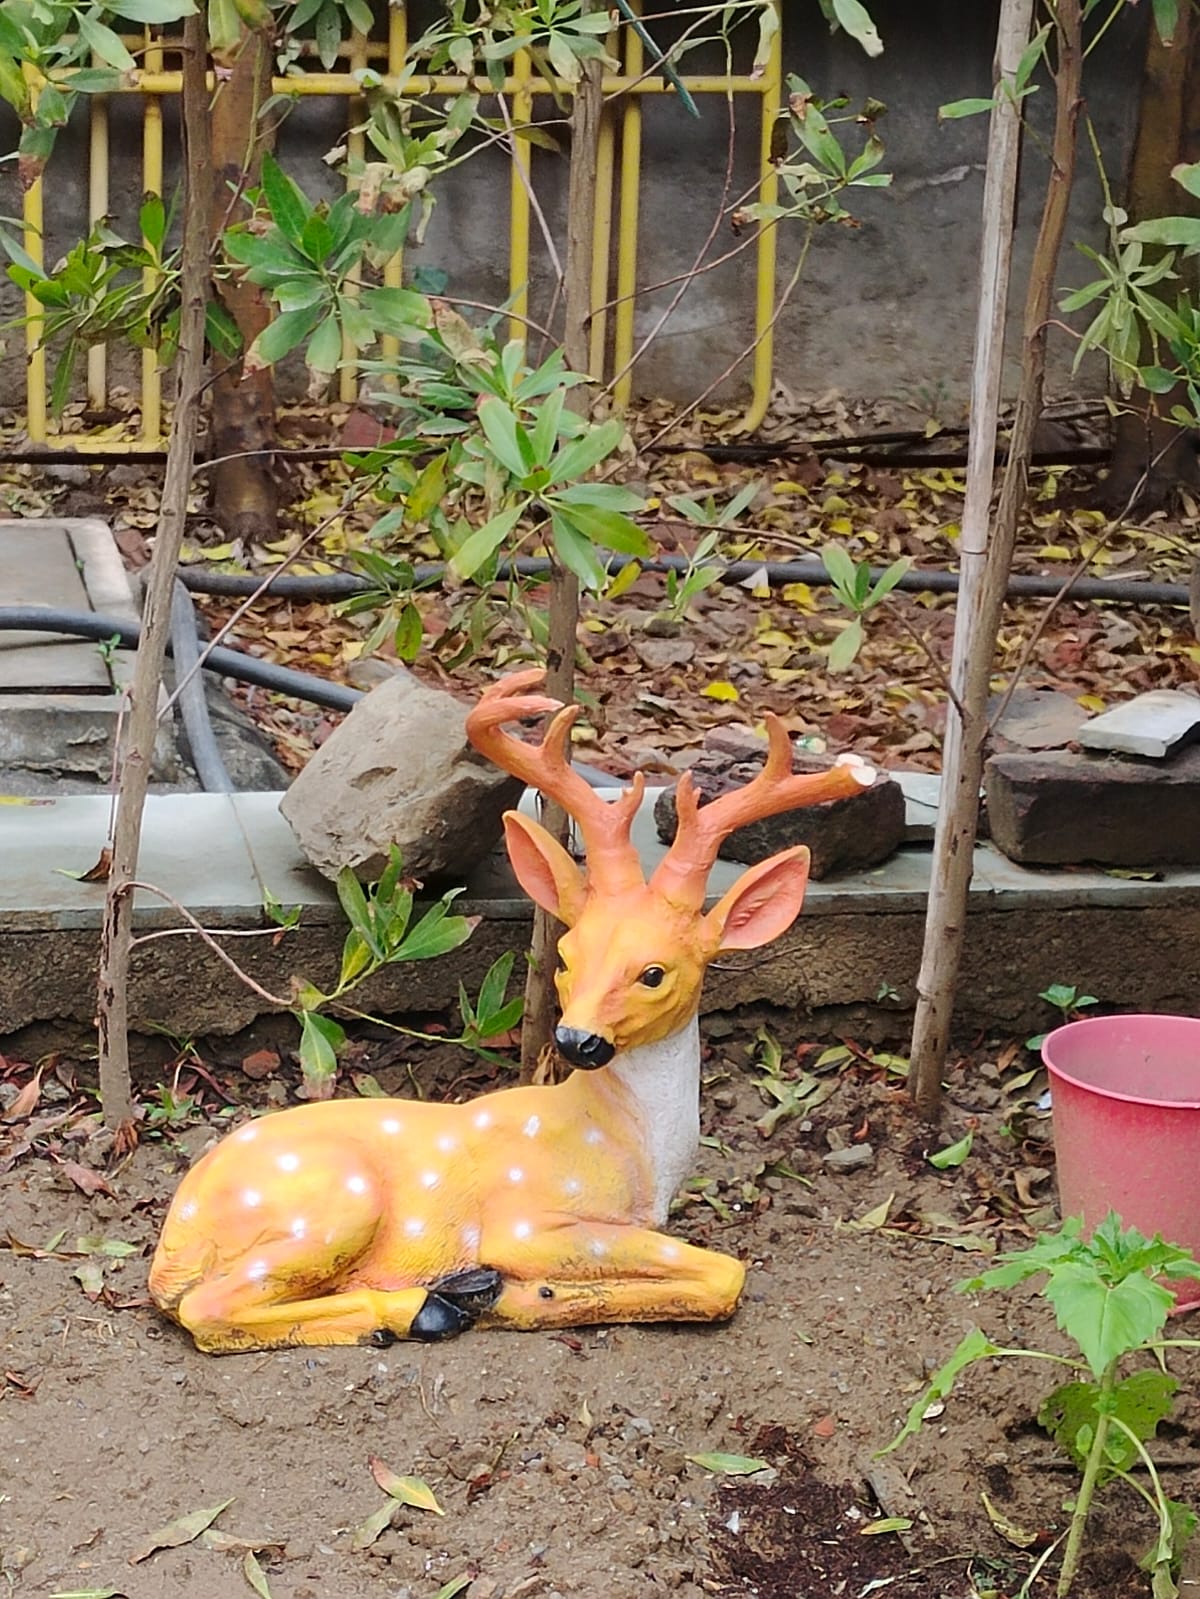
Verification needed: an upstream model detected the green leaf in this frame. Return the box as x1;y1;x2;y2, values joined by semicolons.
830;0;883;57
1139;365;1178;394
928;1130;972;1170
474;951;517;1030
105;0;196;20
449;504;524;580
477;397;534;479
820;541;860;605
827;618;864;671
243;1549;273;1599
78;11;136;69
432;1578;472;1599
553;481;644;513
336;867;381;958
1123;217;1200;250
551;514;609;590
1039;1369;1178;1476
1153;0;1180;45
139;194;166;250
296;1010;344;1090
938;97;995;121
1044;1260;1174;1377
545;417;624;486
259;154;312;252
315;0;343;68
530;385;565;465
393;906;474;963
548;502;650;556
685;1452;771;1475
393;602;423;662
1172;160;1200;201
866;555;912;607
878;1326;1003;1456
249;306;323;366
305;316;341;379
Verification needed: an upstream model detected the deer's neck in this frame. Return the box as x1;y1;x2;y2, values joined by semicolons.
605;1014;702;1226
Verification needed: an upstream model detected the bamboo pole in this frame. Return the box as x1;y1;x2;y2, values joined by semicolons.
906;0;1035;1118
95;13;211;1128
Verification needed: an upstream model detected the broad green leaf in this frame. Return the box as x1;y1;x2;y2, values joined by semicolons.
433;1579;472;1599
336;867;381;958
1153;0;1180;44
478;397;534;479
393;908;473;963
1172;160;1200;201
928;1130;972;1170
938;97;995;120
1139;365;1178;394
296;1011;343;1090
685;1452;770;1475
546;417;624;486
259;154;312;252
866;556;912;607
827;618;864;671
305;316;341;378
1123;217;1200;250
820;541;859;603
549;502;650;556
551;514;609;590
878;1326;1002;1455
553;481;644;513
314;0;342;69
77;12;136;69
1043;1260;1174;1377
831;0;882;57
474;952;517;1029
449;504;524;580
105;0;196;20
248;306;323;366
530;385;565;464
139;194;166;250
1039;1369;1177;1476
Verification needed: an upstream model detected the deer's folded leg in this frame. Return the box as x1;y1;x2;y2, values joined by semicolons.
478;1219;746;1328
173;1277;436;1353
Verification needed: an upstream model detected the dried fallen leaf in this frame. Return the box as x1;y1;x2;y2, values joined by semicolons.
980;1490;1043;1549
242;1549;273;1599
350;1501;397;1551
2;1072;42;1121
57;1160;116;1198
367;1457;444;1515
129;1499;234;1563
848;1194;894;1232
860;1517;915;1535
685;1452;770;1476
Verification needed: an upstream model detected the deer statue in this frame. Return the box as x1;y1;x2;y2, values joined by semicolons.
149;669;874;1352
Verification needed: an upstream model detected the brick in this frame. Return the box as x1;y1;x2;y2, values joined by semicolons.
985;745;1200;866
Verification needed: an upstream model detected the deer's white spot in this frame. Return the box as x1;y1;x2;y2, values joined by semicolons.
523;1115;541;1138
508;1167;524;1184
236;1124;258;1142
660;1242;680;1262
462;1224;481;1251
562;1177;582;1197
277;1152;300;1173
473;1110;492;1130
584;1127;604;1145
420;1171;440;1190
513;1220;532;1240
381;1118;402;1135
589;1239;607;1257
247;1259;269;1281
436;1133;457;1153
178;1200;198;1221
346;1174;368;1195
291;1217;307;1239
404;1217;425;1238
242;1188;262;1208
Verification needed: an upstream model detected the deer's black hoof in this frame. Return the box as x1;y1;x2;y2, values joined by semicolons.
411;1266;504;1342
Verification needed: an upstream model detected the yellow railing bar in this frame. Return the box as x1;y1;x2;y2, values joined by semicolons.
611;14;643;412
339;26;368;404
507;47;533;346
738;0;781;434
126;69;773;96
140;28;163;444
21;62;46;444
588;94;614;382
87;65;109;409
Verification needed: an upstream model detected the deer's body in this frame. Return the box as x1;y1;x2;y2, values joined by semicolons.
150;672;872;1353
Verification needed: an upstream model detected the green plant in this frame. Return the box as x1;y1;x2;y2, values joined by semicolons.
819;543;911;670
883;1214;1200;1598
280;847;523;1098
1026;983;1098;1051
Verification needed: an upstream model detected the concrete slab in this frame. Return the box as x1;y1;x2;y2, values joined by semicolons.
1078;689;1200;759
0;522;109;689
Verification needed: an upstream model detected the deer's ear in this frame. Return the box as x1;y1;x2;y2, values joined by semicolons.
503;812;588;925
705;847;811;952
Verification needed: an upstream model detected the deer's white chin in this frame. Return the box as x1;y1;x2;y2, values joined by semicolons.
608;1014;701;1227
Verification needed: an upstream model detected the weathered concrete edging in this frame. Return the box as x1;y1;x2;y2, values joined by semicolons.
3;790;1200;1042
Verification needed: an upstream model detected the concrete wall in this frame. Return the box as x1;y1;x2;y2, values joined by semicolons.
0;0;1146;416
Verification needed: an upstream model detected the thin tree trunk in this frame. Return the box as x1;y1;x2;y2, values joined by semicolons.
95;17;211;1129
520;51;604;1081
906;0;1037;1118
208;24;279;540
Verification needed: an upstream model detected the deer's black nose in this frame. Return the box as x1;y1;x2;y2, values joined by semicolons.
555;1027;615;1070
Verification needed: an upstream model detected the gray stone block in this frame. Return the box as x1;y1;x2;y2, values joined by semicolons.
985;745;1200;866
1077;689;1200;759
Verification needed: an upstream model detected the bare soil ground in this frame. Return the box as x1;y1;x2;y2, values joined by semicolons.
4;1026;1200;1599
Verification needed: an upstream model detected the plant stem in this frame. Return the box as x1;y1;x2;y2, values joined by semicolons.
94;16;210;1129
1057;1359;1116;1597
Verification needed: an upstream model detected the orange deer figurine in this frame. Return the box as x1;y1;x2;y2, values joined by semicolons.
149;670;873;1352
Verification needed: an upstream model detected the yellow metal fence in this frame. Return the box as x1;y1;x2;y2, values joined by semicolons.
21;8;782;451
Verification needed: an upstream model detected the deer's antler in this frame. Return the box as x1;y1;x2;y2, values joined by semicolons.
467;670;646;891
650;713;875;910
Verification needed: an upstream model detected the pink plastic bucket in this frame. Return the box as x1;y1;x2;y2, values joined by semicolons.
1043;1014;1200;1311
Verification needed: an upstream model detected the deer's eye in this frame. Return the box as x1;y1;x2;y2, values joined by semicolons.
639;966;666;989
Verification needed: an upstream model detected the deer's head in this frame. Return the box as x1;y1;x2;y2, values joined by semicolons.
467;671;873;1068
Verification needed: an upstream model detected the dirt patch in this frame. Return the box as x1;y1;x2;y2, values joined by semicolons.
4;1031;1200;1599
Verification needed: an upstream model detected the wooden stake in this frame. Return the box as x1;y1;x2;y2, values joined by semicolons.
907;0;1036;1118
95;15;211;1128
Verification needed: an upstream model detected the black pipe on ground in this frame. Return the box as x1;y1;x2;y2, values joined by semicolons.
177;554;1191;609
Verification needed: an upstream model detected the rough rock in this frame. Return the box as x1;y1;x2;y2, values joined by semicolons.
653;743;904;879
986;687;1087;753
279;669;523;884
985;744;1200;866
1077;689;1200;759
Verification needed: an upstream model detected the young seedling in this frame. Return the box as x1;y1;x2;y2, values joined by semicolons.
820;543;912;670
1026;983;1099;1051
882;1214;1200;1598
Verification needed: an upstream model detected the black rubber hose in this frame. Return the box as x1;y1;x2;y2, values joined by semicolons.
169;580;235;793
177;555;1191;608
0;607;363;712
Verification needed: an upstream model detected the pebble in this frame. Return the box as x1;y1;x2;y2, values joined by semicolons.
821;1143;875;1172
